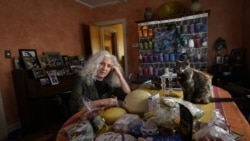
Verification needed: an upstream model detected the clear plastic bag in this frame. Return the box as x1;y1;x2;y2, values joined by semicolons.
162;97;204;120
82;96;118;112
82;96;93;112
192;110;235;141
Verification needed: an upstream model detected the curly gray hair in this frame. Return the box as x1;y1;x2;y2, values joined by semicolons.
79;51;123;87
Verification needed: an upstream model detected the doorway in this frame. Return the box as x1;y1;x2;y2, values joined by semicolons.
90;18;128;76
102;28;118;58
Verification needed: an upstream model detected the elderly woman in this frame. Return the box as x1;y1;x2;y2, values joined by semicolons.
69;51;131;115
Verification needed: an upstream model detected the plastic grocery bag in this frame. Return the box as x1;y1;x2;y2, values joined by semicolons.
192;110;235;141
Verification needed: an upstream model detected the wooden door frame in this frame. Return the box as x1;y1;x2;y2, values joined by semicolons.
95;18;128;76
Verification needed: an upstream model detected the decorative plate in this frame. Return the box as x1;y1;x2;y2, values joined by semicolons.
157;1;184;19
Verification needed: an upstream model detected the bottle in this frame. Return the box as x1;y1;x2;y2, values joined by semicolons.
188;39;195;48
147;25;153;37
142;26;148;37
138;26;143;38
144;7;153;20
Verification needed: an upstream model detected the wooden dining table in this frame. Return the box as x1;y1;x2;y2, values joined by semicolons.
56;85;250;141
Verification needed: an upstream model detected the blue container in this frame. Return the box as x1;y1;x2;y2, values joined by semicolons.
154;68;159;76
200;23;208;32
159;53;164;62
163;53;169;62
188;24;194;34
148;55;154;63
169;53;175;62
175;53;181;61
194;22;201;33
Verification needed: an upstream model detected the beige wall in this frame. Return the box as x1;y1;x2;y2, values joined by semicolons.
0;0;249;129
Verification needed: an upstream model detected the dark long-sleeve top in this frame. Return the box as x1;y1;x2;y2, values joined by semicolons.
69;75;126;115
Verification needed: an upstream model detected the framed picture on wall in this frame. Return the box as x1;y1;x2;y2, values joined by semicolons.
19;49;41;69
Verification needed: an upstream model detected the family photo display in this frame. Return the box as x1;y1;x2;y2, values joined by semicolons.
16;49;85;86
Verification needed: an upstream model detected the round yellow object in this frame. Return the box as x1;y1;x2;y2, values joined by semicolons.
102;107;127;125
124;89;151;114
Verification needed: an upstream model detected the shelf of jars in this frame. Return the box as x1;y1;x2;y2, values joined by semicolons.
137;12;209;80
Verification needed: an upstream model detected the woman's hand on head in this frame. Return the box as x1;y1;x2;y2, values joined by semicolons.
112;66;123;79
111;66;131;94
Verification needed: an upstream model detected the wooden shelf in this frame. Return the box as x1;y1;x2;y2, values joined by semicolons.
136;10;210;24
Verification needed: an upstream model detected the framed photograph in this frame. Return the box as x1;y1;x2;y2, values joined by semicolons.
47;70;59;85
61;55;71;66
19;49;41;69
63;66;71;75
78;55;85;66
39;77;51;86
216;56;224;64
69;56;80;65
56;68;66;77
13;57;22;69
70;65;82;73
32;68;47;79
38;55;49;68
43;52;64;68
229;48;245;64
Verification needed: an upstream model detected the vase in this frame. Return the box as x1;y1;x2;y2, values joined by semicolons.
144;7;153;20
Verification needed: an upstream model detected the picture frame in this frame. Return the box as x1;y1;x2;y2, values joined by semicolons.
61;55;71;66
43;52;64;68
69;56;80;65
63;66;71;75
216;55;224;64
39;77;51;86
47;70;59;85
70;65;82;73
19;49;41;69
32;68;47;79
56;68;66;77
77;55;85;66
13;57;22;69
38;55;50;68
229;48;245;64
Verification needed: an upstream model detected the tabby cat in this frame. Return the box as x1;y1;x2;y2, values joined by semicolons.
175;59;212;104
